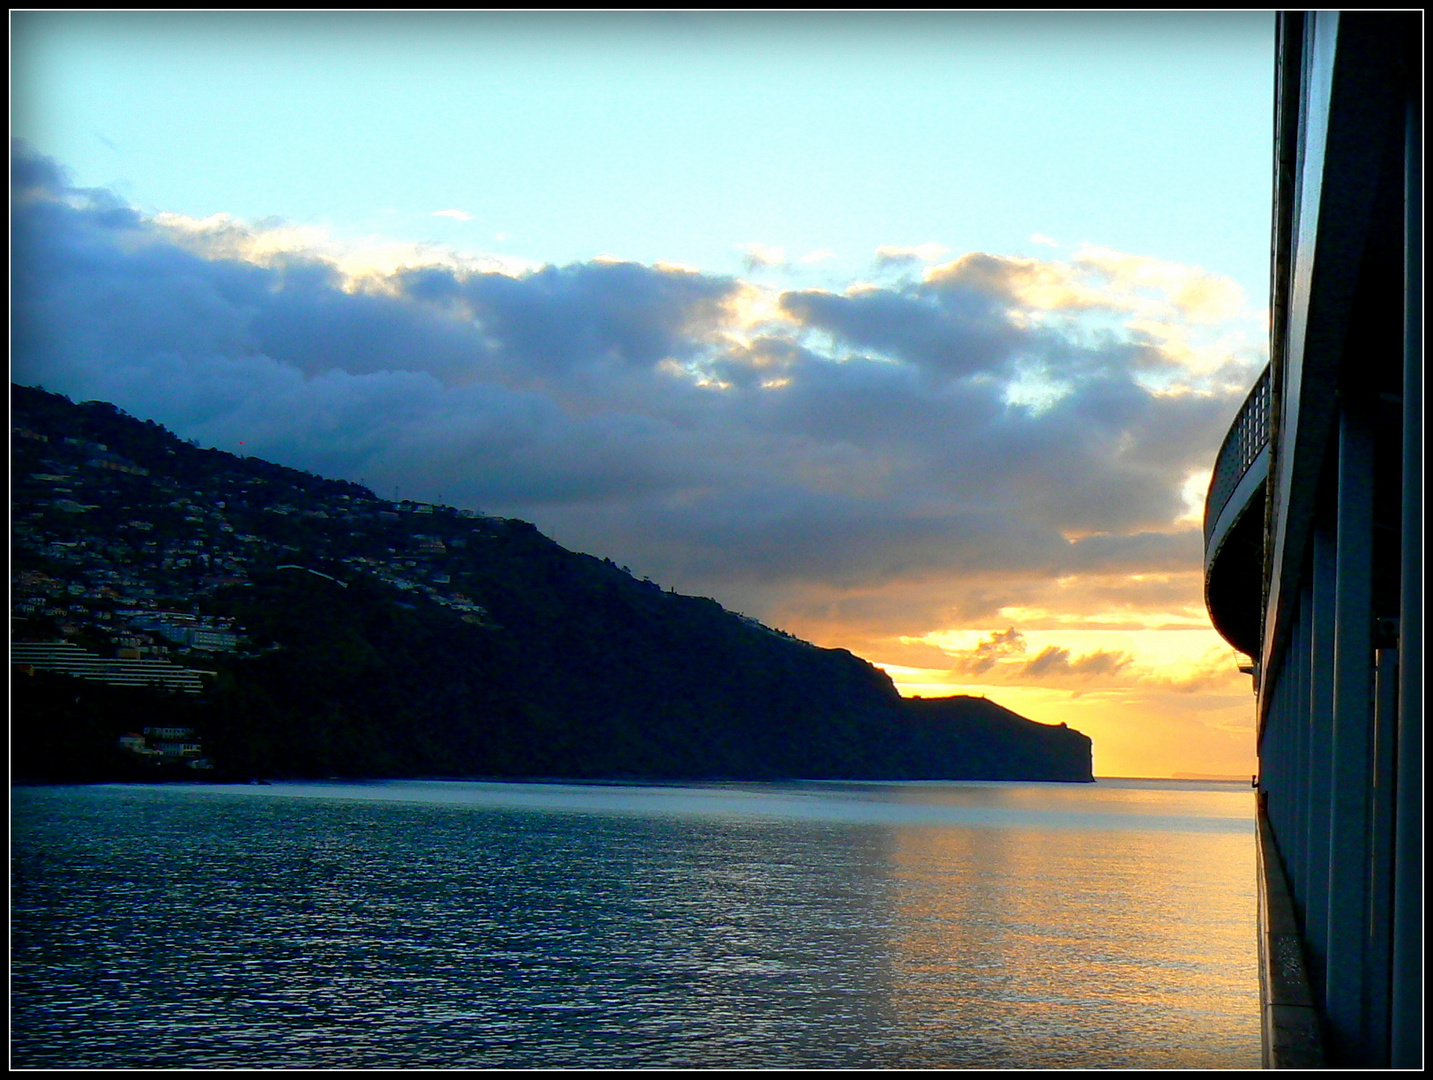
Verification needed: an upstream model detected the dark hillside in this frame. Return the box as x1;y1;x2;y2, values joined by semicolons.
11;383;1093;783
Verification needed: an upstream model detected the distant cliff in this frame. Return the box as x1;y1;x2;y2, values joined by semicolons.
11;383;1094;783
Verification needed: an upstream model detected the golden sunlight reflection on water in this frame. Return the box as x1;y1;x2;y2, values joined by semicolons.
883;787;1257;1068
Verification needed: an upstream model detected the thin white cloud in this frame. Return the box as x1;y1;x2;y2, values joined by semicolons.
431;209;473;221
151;210;537;285
737;243;787;271
875;242;949;265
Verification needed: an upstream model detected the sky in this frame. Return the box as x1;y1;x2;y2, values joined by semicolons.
11;11;1275;778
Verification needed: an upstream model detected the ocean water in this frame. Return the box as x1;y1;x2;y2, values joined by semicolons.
10;778;1260;1069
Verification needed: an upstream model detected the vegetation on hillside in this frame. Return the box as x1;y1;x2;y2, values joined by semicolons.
12;383;1093;783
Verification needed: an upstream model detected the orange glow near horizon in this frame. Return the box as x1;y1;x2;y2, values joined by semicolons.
885;677;1255;780
789;607;1257;780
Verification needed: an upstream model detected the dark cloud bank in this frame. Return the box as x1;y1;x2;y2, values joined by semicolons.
10;143;1250;638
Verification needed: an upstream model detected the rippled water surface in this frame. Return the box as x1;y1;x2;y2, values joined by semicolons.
11;778;1259;1068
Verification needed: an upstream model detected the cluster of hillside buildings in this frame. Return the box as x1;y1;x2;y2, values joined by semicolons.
117;725;212;770
11;422;498;690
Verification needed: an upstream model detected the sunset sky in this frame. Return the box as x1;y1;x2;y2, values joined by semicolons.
11;11;1275;777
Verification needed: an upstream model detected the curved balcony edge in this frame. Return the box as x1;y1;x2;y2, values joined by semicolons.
1204;442;1270;580
1204;443;1269;658
1204;365;1272;550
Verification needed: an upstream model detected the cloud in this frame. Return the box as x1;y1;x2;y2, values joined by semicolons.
933;626;1131;686
738;242;787;272
1073;244;1246;323
11;142;1264;664
151;209;536;281
1020;644;1132;679
952;627;1028;674
875;242;949;267
431;209;473;221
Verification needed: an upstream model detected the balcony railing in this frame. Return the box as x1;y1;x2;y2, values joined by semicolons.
1204;365;1271;549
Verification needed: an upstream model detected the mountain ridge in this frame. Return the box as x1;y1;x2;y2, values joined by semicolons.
11;382;1094;783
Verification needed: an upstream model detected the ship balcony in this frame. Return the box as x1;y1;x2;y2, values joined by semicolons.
1204;365;1271;658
